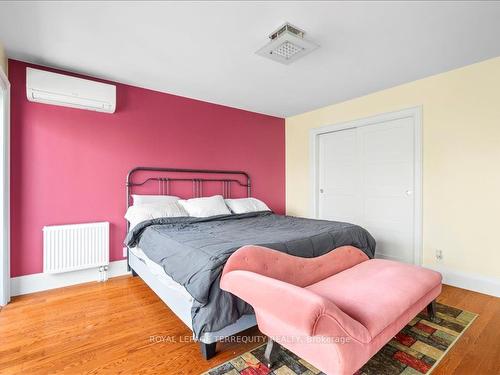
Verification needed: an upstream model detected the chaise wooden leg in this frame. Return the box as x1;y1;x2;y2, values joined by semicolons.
200;341;217;360
264;338;280;369
427;300;437;322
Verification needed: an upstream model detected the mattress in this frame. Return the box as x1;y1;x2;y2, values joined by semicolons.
129;247;194;305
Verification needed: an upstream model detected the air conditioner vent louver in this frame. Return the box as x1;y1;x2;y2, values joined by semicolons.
256;22;319;65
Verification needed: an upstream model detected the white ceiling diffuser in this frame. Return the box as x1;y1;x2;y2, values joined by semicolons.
256;23;319;65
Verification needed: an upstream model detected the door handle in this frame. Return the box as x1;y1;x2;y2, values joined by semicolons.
405;190;413;196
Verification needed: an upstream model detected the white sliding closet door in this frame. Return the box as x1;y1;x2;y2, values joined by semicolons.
317;116;416;264
318;128;360;223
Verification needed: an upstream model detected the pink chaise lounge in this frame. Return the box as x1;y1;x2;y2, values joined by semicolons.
220;245;442;375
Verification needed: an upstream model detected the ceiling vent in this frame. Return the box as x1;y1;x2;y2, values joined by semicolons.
256;23;319;65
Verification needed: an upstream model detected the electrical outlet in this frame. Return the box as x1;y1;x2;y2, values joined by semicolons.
123;247;128;258
435;249;443;262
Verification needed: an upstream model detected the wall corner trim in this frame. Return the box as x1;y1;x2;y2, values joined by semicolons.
10;260;130;296
426;264;500;298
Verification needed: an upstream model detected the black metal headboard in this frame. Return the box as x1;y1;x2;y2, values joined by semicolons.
126;166;251;211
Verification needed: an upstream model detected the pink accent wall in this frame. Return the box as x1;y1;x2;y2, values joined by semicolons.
10;60;285;277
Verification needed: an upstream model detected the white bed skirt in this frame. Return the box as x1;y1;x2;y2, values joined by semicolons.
128;247;257;343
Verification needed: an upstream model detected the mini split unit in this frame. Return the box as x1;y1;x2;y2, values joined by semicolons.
256;23;319;65
26;68;116;113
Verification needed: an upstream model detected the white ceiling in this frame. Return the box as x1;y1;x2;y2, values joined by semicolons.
1;1;500;117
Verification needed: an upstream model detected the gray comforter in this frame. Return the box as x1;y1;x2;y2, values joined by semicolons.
125;211;376;338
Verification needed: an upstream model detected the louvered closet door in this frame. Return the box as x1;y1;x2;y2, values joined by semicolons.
318;117;415;263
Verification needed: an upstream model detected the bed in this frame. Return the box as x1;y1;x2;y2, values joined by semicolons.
124;167;376;359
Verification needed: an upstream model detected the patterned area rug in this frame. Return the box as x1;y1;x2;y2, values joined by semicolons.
203;303;477;375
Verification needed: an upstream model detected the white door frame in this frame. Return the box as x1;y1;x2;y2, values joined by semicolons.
309;106;423;265
0;66;10;306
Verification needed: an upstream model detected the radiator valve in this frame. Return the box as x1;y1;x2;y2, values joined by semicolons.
98;265;109;282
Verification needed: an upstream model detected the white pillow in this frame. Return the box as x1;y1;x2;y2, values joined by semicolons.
125;202;188;229
132;194;180;205
178;195;231;217
225;198;271;214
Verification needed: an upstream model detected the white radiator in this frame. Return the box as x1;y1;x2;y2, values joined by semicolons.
43;222;109;274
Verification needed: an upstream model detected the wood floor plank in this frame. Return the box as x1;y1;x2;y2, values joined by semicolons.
0;276;498;374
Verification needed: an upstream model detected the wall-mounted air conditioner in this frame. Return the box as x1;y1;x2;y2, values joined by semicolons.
26;67;116;113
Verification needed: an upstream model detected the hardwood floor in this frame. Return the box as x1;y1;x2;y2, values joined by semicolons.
0;277;498;375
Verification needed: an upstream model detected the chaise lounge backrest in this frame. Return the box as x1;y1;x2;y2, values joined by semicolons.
221;245;369;287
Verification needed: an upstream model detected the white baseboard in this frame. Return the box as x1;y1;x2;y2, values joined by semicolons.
11;259;130;296
10;260;499;299
426;264;500;298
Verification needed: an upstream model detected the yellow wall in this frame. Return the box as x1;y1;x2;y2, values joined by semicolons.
286;57;500;279
0;42;6;74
